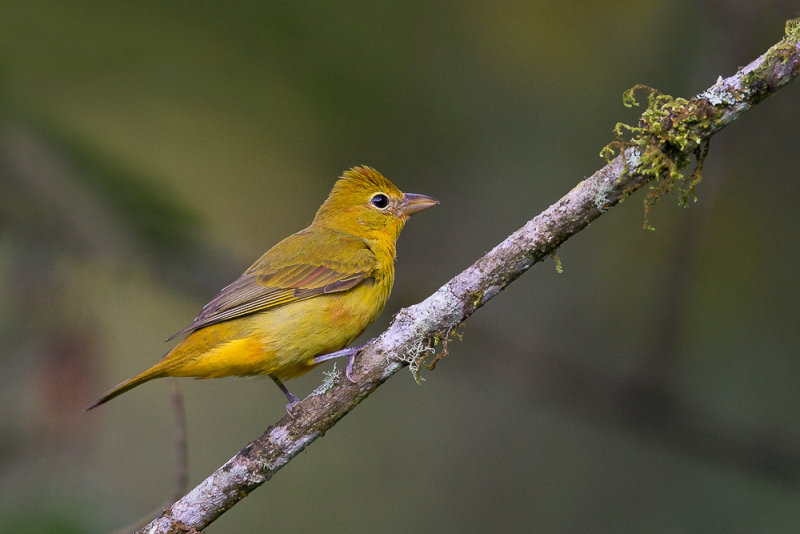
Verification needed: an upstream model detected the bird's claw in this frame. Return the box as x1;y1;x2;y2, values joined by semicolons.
285;398;300;419
345;352;357;383
284;390;302;419
344;337;377;383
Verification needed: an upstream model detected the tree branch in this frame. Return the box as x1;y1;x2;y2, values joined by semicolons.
140;19;800;534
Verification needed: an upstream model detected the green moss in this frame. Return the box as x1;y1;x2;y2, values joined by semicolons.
551;251;564;274
786;17;800;39
467;290;484;310
600;85;720;229
426;324;463;371
739;18;800;103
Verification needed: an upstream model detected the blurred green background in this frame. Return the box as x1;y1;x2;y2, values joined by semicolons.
2;1;799;532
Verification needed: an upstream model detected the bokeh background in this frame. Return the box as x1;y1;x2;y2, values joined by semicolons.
2;2;799;532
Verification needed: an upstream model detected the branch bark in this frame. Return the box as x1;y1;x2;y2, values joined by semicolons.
140;19;800;534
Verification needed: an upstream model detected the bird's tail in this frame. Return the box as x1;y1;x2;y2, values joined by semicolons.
84;367;165;411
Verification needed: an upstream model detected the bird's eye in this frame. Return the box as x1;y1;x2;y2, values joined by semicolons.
370;193;389;209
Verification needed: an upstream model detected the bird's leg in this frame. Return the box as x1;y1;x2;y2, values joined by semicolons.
313;340;373;383
270;375;301;417
312;346;359;364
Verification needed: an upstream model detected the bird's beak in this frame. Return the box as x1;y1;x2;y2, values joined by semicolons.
398;193;439;217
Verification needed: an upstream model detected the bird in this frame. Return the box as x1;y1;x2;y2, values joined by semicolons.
86;166;438;412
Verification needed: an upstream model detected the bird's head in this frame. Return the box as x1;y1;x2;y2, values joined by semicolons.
313;166;438;246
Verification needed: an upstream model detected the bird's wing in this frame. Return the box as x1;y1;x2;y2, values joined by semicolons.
166;231;377;340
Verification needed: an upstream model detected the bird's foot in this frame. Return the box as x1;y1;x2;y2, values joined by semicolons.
313;339;375;384
284;397;300;419
271;376;301;419
345;352;357;383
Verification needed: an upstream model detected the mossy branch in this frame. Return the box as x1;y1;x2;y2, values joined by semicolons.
140;19;800;534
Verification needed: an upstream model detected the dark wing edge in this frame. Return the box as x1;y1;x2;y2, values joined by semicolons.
164;270;370;342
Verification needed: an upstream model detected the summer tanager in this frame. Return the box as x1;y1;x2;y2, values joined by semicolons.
86;166;437;411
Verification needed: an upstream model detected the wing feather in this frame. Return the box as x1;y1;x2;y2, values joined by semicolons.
166;230;377;341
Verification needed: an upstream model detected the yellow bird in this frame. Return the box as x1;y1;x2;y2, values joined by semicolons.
87;166;437;412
